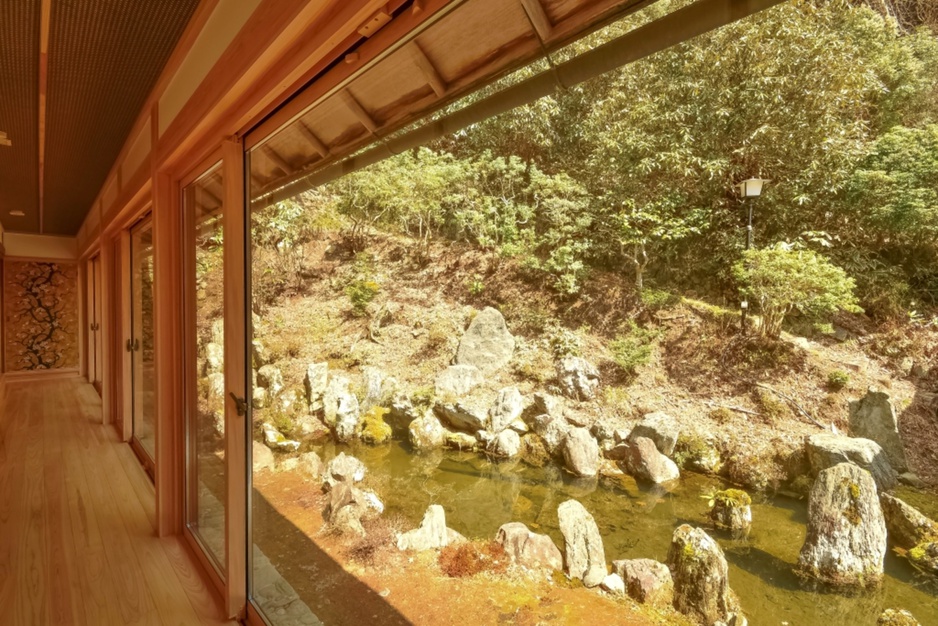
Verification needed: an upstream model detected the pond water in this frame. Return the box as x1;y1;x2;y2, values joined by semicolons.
313;440;938;626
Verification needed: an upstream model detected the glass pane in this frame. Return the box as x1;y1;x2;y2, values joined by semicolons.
130;219;156;462
184;162;227;575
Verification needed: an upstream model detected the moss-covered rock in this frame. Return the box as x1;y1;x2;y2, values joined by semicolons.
667;524;739;624
709;489;753;533
878;608;921;625
907;541;938;576
360;406;392;445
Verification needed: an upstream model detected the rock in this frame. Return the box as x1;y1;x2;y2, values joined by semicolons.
899;472;925;488
797;462;887;587
561;428;600;477
849;388;908;472
805;433;897;491
455;307;515;374
490;429;521;458
293;413;329;440
440;430;474;452
600;573;625;595
557;356;600;400
206;372;226;400
323;376;361;442
257;365;284;396
253;440;275;473
533;412;571;456
360;406;393;445
409;412;446;450
277;388;304;415
251;339;269;368
361;366;388;411
210;318;225;345
252;386;268;409
519;434;551;467
321;452;366;491
628;412;680;456
332;505;366;537
495;522;563;571
261;423;300;452
709;489;753;533
878;608;921;625
303;362;329;411
202;342;224;375
612;558;673;608
533;392;563;417
434;364;483;399
435;399;488;433
667;525;738;624
908;541;938;575
623;437;680;484
297;451;323;479
674;434;723;474
557;499;606;587
489;387;524;434
880;493;938;549
396;505;463;551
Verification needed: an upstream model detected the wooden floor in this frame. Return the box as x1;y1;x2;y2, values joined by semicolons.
0;376;238;626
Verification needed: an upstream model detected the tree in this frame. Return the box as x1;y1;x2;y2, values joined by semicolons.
733;245;862;338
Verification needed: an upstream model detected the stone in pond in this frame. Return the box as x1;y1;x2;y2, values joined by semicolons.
628;411;680;456
708;489;753;534
805;433;897;492
489;386;524;434
557;499;606;587
612;558;673;608
623;436;679;484
880;493;938;550
561;427;600;477
878;608;921;625
495;522;562;571
797;462;887;587
667;524;739;625
455;307;515;374
409;412;446;450
490;429;521;458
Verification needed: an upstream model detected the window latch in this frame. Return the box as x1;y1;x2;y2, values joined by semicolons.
229;392;247;417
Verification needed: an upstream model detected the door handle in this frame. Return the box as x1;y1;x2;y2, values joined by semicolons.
133;339;140;352
229;392;247;417
126;338;133;352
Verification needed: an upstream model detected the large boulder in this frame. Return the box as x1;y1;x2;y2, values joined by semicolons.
409;412;447;450
612;558;673;608
321;452;366;491
489;387;525;434
667;525;739;625
880;493;938;550
489;429;521;458
257;365;284;396
361;366;388;411
797;463;887;587
261;423;300;452
558;499;606;587
805;433;897;492
435;398;488;433
396;505;464;551
561;428;600;477
849;388;908;472
495;522;563;571
557;356;600;400
303;362;329;412
533;412;571;456
628;412;680;456
454;307;515;374
623;436;680;484
434;364;483;399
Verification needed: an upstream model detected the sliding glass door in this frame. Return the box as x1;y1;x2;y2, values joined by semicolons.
183;162;228;578
87;254;103;393
129;216;156;473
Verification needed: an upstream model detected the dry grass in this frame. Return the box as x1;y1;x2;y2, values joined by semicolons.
438;541;510;578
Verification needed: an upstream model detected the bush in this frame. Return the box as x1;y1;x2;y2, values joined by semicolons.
827;369;851;390
609;321;660;376
733;245;862;339
640;288;679;311
345;253;380;316
438;541;509;578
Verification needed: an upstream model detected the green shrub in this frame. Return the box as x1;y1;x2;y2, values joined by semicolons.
345;253;380;316
754;388;791;424
827;369;851;390
641;288;679;311
733;245;862;339
609;321;659;376
546;324;581;359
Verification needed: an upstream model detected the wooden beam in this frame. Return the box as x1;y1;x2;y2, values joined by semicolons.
519;0;553;41
297;122;330;158
261;145;295;175
340;90;378;134
410;43;447;97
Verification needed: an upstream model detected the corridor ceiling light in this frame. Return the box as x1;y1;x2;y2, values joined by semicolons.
10;210;26;216
736;178;769;198
0;131;11;147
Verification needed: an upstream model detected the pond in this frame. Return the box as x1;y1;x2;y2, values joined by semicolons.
312;440;938;626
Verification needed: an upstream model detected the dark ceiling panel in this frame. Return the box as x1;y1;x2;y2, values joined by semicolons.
0;1;41;233
43;0;199;235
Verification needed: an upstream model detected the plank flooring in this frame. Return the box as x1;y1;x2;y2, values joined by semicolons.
0;377;238;626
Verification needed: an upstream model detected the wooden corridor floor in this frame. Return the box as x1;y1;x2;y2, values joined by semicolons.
0;377;238;626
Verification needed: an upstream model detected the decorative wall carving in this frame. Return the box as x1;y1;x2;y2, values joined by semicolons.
3;261;79;371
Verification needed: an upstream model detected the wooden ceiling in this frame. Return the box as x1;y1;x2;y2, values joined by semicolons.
0;0;199;235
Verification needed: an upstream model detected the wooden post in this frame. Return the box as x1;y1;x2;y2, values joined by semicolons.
222;137;247;619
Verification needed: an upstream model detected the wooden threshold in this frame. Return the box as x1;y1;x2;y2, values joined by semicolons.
0;377;238;626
